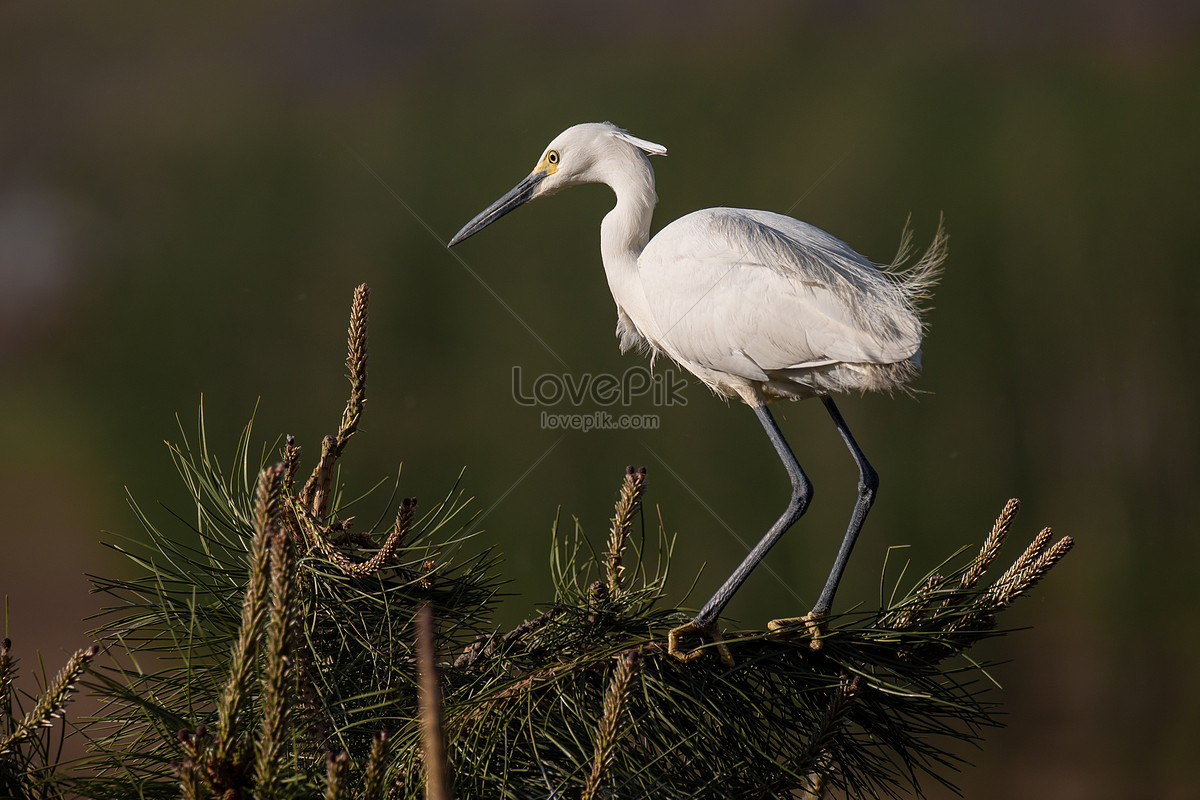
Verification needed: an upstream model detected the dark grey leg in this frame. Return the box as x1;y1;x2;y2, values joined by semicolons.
809;396;878;617
670;402;814;662
693;403;814;628
668;396;881;662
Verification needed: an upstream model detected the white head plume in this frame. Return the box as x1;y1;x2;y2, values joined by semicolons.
608;124;667;157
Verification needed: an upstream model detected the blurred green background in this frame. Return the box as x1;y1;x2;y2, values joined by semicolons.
2;1;1197;796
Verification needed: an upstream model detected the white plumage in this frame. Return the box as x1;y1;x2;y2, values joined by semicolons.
449;122;946;658
636;206;940;400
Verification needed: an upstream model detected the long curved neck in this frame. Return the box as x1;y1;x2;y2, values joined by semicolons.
598;154;658;331
599;160;656;266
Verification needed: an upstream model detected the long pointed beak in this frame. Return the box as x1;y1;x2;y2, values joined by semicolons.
448;169;548;247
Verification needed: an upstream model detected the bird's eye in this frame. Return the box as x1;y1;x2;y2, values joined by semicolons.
547;150;560;165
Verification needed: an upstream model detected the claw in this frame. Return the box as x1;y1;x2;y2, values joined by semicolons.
767;611;827;651
668;622;734;666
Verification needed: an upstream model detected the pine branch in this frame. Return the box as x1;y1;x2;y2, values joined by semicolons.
959;497;1019;591
300;435;339;523
582;650;642;800
324;751;350;800
984;527;1072;606
289;496;420;579
298;282;368;524
175;727;207;800
416;605;451;800
212;464;284;772
605;466;646;596
74;286;493;799
282;434;302;495
453;607;561;670
362;730;391;800
254;527;296;800
336;283;370;456
0;637;13;735
792;674;863;795
0;644;99;759
59;285;1075;800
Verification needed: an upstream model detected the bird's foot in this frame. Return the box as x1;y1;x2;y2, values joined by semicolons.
767;611;828;651
668;621;734;667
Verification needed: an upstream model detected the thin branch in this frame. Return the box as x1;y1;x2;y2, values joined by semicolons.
362;730;391;800
582;650;642;800
959;497;1019;591
213;464;284;770
336;283;370;455
301;435;338;522
255;528;295;800
605;466;647;595
0;644;99;758
417;604;452;800
324;751;350;800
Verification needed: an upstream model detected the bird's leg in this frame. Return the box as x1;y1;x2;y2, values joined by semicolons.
813;396;878;615
669;403;812;663
769;396;878;649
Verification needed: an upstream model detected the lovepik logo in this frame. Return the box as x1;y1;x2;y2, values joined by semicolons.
511;365;688;408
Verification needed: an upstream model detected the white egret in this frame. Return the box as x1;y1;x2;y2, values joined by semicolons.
449;122;946;659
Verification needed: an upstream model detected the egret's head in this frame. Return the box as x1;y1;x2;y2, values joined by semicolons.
448;122;666;247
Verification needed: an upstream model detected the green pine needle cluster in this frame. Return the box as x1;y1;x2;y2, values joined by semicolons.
0;284;1074;799
1;636;99;798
